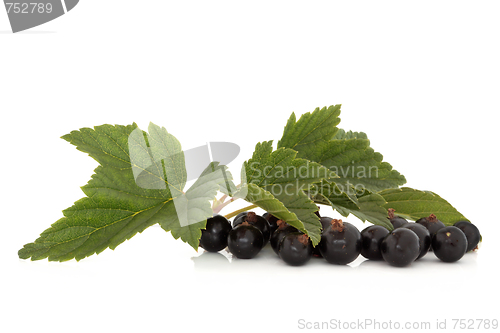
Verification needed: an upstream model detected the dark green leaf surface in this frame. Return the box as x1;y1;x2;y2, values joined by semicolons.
379;187;469;225
242;141;332;245
278;105;406;193
18;123;224;261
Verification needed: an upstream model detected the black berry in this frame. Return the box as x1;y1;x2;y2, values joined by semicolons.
318;219;362;265
232;212;248;226
234;212;271;246
380;228;420;267
227;222;264;259
263;212;279;235
278;232;313;266
270;220;298;255
416;214;445;238
199;215;232;252
387;208;408;229
320;216;334;231
360;225;389;260
453;221;480;252
432;226;468;263
400;223;431;260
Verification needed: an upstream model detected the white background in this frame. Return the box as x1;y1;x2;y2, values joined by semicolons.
1;1;499;332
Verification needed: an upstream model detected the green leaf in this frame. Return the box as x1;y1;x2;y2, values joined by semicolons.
379;187;469;225
238;183;323;243
309;184;393;230
18;123;224;261
332;129;367;140
19;124;176;261
335;192;393;230
307;181;361;214
278;105;406;193
242;141;332;245
277;105;341;162
322;135;406;193
243;141;335;188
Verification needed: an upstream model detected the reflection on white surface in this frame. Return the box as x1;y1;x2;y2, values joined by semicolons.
192;244;479;274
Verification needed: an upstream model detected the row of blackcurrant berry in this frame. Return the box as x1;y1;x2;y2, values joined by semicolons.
198;209;481;267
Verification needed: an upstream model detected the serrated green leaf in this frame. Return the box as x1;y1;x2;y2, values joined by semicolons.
323;136;406;193
332;129;367;140
18;123;225;261
243;141;334;187
242;141;332;245
379;187;468;225
309;184;393;230
18;124;178;261
277;105;341;162
147;122;187;192
335;192;393;230
278;105;406;193
238;183;325;245
307;181;361;214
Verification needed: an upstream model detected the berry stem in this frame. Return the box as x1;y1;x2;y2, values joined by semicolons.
224;204;258;220
330;219;345;232
212;196;237;214
276;219;287;230
297;234;309;245
387;208;395;219
428;214;438;222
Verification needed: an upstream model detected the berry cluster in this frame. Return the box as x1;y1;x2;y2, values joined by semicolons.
198;209;481;268
367;210;481;267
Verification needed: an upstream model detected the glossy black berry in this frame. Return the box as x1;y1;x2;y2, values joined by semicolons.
199;215;232;252
263;212;279;235
380;228;420;267
432;226;468;262
454;221;480;252
360;225;389;260
278;232;313;266
234;212;271;246
318;219;362;265
320;216;334;231
387;208;408;228
227;222;264;259
400;223;431;260
416;214;445;237
270;220;298;255
232;212;248;226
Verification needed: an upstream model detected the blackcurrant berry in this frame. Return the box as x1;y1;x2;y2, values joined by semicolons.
234;212;271;246
400;223;431;260
432;226;468;263
318;219;362;265
453;221;480;252
308;216;333;258
380;228;420;267
360;225;389;261
263;212;279;235
227;222;264;259
270;220;298;255
232;211;248;226
320;216;334;231
416;214;445;237
387;208;408;229
278;232;313;266
199;215;232;252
